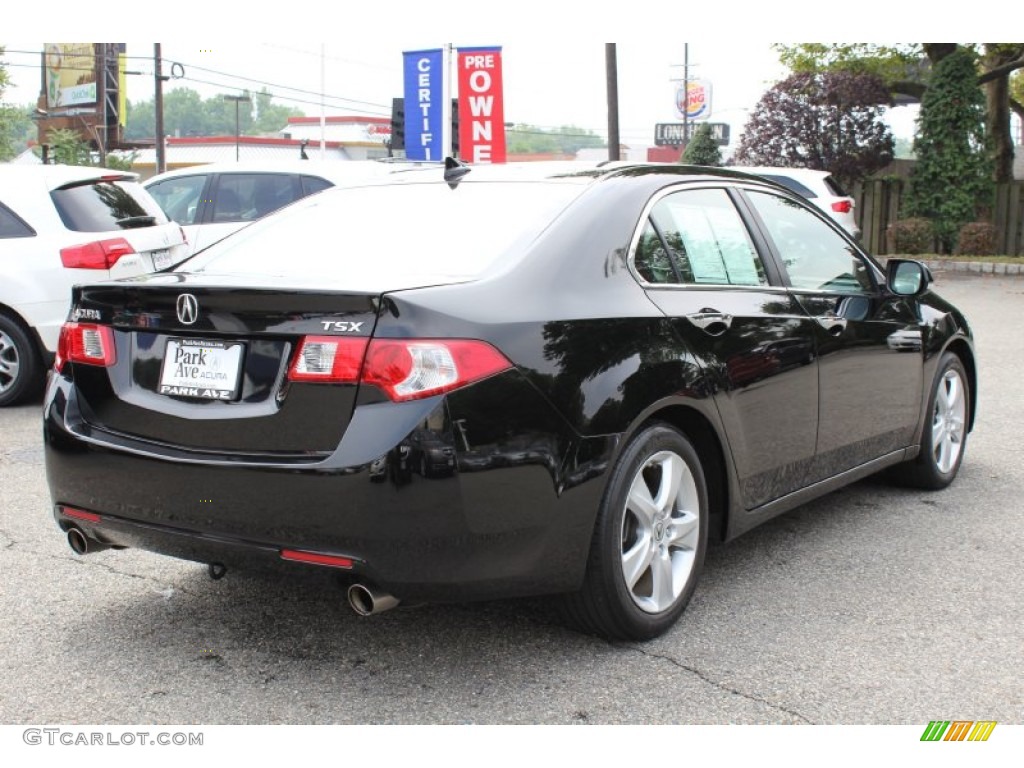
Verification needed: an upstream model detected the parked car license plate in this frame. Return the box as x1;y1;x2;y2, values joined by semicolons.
151;249;173;270
159;339;244;400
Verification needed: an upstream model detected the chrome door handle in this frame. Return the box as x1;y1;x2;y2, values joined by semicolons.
815;315;848;335
686;310;733;335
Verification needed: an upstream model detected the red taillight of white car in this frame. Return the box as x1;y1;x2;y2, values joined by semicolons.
287;337;513;401
54;323;117;373
831;200;853;214
60;238;136;270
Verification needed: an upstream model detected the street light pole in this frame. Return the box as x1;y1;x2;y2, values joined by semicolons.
223;94;251;161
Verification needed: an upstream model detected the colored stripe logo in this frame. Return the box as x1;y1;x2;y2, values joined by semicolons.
921;721;997;741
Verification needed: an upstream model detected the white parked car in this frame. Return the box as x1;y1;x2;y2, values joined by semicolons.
144;161;402;255
726;166;861;239
0;164;189;406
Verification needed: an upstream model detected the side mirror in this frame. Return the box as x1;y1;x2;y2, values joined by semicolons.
886;259;932;297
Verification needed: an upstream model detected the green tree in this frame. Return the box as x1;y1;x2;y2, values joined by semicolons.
681;123;722;166
125;87;301;141
904;49;993;253
0;46;33;161
732;71;894;187
775;43;1024;182
252;88;304;135
505;124;603;155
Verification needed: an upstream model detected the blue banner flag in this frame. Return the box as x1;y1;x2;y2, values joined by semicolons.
402;49;444;160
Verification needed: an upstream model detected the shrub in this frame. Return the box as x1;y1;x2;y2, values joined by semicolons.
887;218;933;255
955;222;998;256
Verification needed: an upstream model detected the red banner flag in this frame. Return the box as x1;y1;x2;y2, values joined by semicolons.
457;47;506;164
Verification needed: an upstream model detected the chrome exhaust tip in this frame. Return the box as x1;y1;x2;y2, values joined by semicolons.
347;583;400;616
66;526;109;555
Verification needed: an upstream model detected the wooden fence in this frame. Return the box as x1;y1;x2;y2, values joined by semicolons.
850;179;1024;256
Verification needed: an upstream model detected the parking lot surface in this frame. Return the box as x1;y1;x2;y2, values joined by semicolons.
1;274;1021;725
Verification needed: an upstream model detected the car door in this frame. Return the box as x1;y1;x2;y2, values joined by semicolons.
192;173;303;254
741;189;923;481
634;185;820;510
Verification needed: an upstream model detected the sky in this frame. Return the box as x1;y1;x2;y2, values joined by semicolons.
4;4;959;158
3;40;799;153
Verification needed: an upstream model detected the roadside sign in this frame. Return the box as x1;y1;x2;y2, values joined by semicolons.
654;122;731;147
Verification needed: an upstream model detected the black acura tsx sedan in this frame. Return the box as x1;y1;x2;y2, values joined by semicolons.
43;161;975;640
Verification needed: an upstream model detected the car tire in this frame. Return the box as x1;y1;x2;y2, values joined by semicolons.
562;422;708;641
0;314;43;408
890;352;970;490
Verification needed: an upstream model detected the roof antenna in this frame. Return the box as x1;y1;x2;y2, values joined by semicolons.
444;156;471;189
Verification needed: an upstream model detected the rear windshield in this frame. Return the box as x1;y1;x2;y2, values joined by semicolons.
51;179;168;233
183;181;586;283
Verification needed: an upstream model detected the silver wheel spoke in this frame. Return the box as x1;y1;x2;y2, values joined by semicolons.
627;474;659;526
653;453;684;517
666;510;699;550
647;550;675;611
622;534;655;590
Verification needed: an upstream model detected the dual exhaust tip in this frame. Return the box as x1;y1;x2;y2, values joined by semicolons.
66;526;399;616
66;526;110;556
347;582;400;616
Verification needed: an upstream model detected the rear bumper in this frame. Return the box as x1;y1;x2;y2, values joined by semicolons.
44;373;612;603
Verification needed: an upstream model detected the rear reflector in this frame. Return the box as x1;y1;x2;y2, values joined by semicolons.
61;506;102;524
287;337;513;401
60;237;136;270
280;549;354;569
831;200;853;214
55;323;116;372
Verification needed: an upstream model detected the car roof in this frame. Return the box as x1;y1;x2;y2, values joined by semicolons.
0;163;139;191
313;160;788;189
724;165;831;181
143;159;409;185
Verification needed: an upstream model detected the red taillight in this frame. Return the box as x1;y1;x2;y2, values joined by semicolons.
287;337;513;401
55;323;116;372
831;200;853;214
60;238;136;270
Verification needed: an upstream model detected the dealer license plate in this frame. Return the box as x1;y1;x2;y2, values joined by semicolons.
151;249;173;270
159;339;244;400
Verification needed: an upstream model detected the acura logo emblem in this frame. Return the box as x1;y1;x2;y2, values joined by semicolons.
176;294;199;325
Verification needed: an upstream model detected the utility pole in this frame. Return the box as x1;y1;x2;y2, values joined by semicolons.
224;94;251;161
155;44;166;174
606;43;620;162
682;43;689;158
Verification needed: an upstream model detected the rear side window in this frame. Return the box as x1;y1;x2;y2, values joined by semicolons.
823;176;849;198
147;174;208;225
0;202;35;239
51;180;167;232
634;188;767;287
301;175;334;196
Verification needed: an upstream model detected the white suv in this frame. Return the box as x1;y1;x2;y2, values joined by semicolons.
726;166;861;239
0;164;189;406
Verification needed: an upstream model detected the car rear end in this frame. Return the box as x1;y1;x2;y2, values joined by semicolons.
10;166;190;355
43;173;606;603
